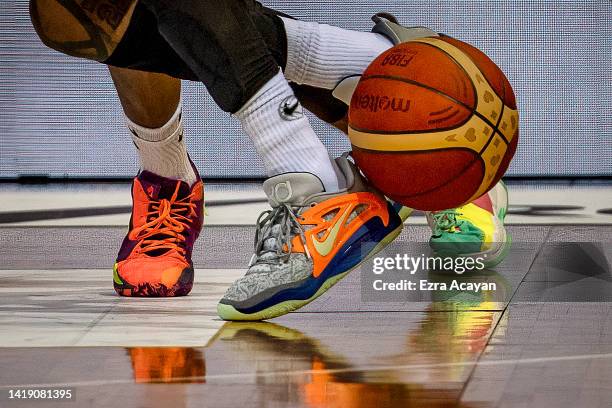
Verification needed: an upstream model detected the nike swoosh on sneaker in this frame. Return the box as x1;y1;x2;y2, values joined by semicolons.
311;207;351;258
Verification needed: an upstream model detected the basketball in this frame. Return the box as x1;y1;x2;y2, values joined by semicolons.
348;35;519;211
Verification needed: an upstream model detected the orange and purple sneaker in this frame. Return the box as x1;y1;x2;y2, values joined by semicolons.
217;154;403;320
113;168;204;297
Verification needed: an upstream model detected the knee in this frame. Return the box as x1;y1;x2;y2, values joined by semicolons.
29;0;102;60
29;0;134;61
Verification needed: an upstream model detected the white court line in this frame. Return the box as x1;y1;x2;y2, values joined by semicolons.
2;352;612;389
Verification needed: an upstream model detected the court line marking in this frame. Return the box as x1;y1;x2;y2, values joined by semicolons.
2;352;611;388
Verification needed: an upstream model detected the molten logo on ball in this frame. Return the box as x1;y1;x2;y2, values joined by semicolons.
355;94;411;114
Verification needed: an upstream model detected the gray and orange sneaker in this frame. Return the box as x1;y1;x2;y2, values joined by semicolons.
217;154;403;321
113;167;204;297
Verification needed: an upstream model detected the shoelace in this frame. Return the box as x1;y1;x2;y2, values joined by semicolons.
131;182;198;256
249;203;311;267
431;209;462;236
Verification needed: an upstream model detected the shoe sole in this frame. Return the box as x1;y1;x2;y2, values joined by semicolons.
113;263;194;297
480;180;511;268
217;223;404;321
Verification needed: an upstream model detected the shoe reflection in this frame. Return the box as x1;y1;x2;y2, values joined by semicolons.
124;270;509;407
128;347;205;383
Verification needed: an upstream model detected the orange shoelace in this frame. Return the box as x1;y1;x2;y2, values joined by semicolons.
132;183;198;256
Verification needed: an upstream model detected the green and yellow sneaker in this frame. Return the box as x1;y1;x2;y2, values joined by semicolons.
426;181;510;268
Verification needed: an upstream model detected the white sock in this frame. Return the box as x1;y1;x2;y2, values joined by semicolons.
127;102;198;186
235;70;340;192
282;17;393;89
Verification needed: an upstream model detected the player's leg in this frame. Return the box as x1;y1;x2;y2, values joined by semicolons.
29;0;345;131
278;13;510;267
281;16;393;91
109;69;180;129
109;68;204;297
29;1;204;296
123;0;401;319
108;67;196;185
29;0;400;309
240;3;351;132
136;0;342;193
231;6;509;268
29;0;356;301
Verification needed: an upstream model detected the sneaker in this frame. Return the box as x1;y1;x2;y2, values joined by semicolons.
113;168;204;297
427;181;510;268
217;155;403;320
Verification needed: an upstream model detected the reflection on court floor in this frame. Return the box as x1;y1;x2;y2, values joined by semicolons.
0;184;610;407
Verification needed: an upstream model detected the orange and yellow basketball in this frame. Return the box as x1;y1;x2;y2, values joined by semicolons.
348;35;518;211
